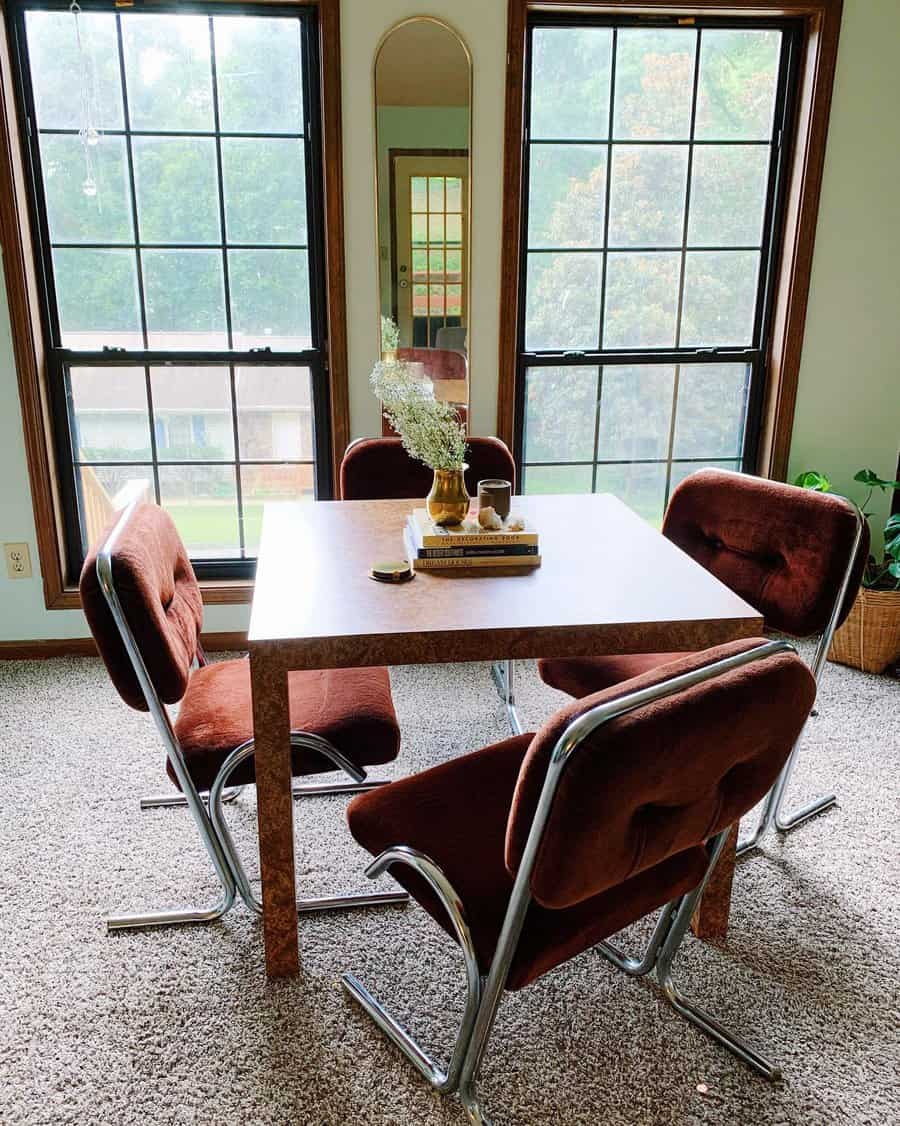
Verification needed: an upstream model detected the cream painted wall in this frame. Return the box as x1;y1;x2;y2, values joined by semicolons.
786;0;900;548
0;0;896;641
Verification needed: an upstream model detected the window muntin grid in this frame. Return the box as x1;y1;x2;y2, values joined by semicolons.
17;3;327;572
410;174;464;347
519;20;795;515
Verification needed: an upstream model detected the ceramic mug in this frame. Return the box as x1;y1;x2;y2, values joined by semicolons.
477;478;512;521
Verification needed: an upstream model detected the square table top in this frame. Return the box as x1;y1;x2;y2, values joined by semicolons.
248;493;763;670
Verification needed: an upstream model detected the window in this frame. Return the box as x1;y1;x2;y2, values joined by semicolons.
515;15;800;521
11;1;332;577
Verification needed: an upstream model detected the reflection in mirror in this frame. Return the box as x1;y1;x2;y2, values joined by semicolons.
374;19;471;432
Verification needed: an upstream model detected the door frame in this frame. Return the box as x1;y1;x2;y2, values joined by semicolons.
388;146;469;328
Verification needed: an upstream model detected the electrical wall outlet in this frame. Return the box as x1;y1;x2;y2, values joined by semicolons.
4;542;32;579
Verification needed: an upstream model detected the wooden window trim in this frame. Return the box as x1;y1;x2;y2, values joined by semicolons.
0;0;349;610
498;0;843;481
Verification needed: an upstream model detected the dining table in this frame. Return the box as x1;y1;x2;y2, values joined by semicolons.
248;492;764;978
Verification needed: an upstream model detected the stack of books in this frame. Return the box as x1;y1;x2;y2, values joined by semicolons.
404;508;541;571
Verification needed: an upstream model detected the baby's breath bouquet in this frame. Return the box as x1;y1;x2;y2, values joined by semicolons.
371;360;467;471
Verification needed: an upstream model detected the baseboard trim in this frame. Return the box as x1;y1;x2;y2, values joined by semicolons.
0;631;248;659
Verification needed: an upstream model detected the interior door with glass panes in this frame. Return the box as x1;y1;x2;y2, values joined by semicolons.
518;19;799;524
393;155;467;347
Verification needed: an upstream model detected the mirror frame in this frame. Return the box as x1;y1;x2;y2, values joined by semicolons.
372;16;474;379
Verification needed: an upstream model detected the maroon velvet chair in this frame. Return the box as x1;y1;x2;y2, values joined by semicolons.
380;348;469;434
538;468;867;852
339;435;515;501
80;500;405;933
341;639;816;1119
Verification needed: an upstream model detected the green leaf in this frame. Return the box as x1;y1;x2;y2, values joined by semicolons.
884;533;900;560
853;468;900;490
889;560;900;580
885;514;900;535
794;470;831;492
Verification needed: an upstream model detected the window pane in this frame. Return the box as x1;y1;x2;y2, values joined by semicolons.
158;464;239;558
122;13;213;131
25;11;123;130
528;144;606;249
613;29;696;140
524;366;597;463
596;366;674;461
608;145;688;248
594;462;667;525
673;364;750;459
241;464;314;552
429;177;444;211
604;252;679;349
411;177;427;211
133;137;220;245
151;366;233;461
523;464;593;495
680;251;759;347
40;135;132;245
222;138;307;246
79;466;155;549
525;253;603;352
695;30;781;141
71;368;151;461
214;16;303;134
446;178;462;212
142;250;227;350
687;145;770;247
235;366;312;460
53;249;142;349
531;27;612;141
229;250;311;350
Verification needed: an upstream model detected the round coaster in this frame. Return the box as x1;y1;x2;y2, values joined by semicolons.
369;559;414;584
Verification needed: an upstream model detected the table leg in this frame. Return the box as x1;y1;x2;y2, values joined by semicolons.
691;821;739;941
250;652;299;977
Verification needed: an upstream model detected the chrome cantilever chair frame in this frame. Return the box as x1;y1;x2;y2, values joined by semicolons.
97;502;406;933
737;501;864;856
343;640;797;1124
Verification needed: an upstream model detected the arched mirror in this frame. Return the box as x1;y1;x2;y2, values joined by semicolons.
374;18;471;431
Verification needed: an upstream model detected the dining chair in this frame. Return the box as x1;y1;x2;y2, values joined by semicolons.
340;435;518;723
538;469;867;854
80;500;406;932
339;435;515;502
342;639;816;1122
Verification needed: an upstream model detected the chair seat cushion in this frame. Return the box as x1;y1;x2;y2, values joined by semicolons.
171;660;400;791
538;653;689;698
347;735;709;991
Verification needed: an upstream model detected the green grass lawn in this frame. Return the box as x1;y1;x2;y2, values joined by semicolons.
165;500;269;555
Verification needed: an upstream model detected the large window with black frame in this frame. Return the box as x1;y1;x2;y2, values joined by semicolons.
517;15;800;523
10;1;331;577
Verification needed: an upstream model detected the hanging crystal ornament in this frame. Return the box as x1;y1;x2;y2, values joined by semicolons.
70;0;102;200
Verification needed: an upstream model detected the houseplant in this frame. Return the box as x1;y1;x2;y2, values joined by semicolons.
371;359;469;525
795;467;900;673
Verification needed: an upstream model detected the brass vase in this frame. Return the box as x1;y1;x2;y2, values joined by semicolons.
427;466;470;526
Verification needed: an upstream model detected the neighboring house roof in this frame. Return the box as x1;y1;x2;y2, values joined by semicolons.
72;348;312;413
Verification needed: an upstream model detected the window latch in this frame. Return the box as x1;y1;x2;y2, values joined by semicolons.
250;346;272;354
101;346;125;353
562;350;586;359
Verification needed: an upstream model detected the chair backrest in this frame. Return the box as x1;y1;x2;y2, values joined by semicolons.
505;638;815;910
80;502;203;712
396;346;467;381
662;469;868;638
340;436;516;501
434;326;467;353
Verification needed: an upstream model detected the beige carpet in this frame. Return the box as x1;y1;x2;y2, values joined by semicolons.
0;652;897;1125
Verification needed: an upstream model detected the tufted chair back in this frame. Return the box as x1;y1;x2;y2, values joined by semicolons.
340;436;515;501
80;503;203;712
662;469;867;638
505;639;815;910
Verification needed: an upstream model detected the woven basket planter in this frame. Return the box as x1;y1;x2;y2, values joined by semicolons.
829;586;900;674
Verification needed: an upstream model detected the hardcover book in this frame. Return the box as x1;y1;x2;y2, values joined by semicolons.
403;528;541;571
